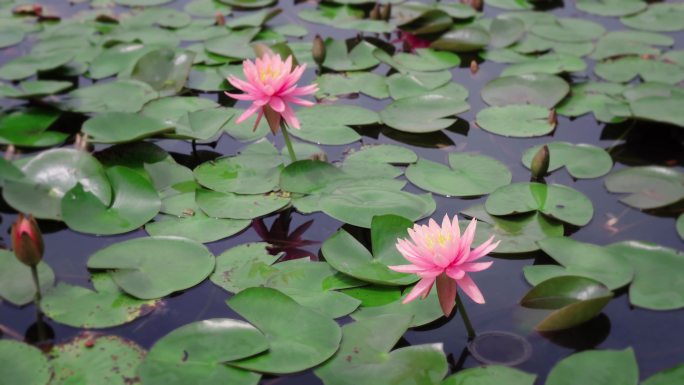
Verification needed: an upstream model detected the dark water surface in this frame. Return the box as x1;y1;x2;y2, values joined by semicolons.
2;0;684;384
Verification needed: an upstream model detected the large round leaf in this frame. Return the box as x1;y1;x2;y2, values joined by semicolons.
196;189;290;219
545;348;638;385
630;95;684;128
82;112;173;143
138;319;267;385
406;153;511;197
442;366;536;385
61;166;161;235
530;18;606;43
481;74;569;108
621;3;684;32
485;182;594;227
2;149;111;220
87;236;215;299
380;87;469;133
226;287;342;374
0;340;51;385
321;215;418;286
145;213;250;244
476;105;555;137
604;166;684;209
50;334;146;385
194;157;282;195
430;25;491;52
58;80;158;113
0;250;54;306
351;288;443;327
522;142;613;179
288;105;378;145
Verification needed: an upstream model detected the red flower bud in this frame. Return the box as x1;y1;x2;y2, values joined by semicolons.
11;214;44;267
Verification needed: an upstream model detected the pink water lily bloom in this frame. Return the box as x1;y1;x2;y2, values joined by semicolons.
389;215;499;317
225;53;318;134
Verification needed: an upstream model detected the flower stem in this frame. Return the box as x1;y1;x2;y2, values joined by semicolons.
456;293;476;340
30;264;41;311
280;122;297;163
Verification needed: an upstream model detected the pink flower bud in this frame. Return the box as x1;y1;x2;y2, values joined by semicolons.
11;214;44;267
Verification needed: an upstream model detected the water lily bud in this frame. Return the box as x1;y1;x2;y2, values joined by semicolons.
548;108;557;126
470;60;479;74
215;11;225;26
460;0;482;11
380;3;391;21
11;214;44;267
312;34;326;66
369;3;381;20
531;145;550;180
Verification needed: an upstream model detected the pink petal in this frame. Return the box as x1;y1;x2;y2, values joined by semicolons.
234;103;262;124
457;274;485;304
283;96;315;106
456;218;478;264
280;104;300;129
269;96;285;112
436;272;457;317
403;277;435;303
445;266;465;280
467;238;500;262
227;76;260;94
460;261;493;272
225;92;256;101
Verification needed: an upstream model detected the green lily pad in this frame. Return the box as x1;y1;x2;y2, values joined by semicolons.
512;34;595;57
116;0;174;5
677;215;684;240
0;107;66;148
642;364;684;385
0;50;73;81
441;366;536;385
430;25;491;53
0;27;24;49
530;18;606;43
316;73;389;100
0;340;51;385
630;95;684;127
485;182;594;227
531;237;634;290
314;314;448;385
138;319;267;385
522;142;613;179
546;348;638;385
521;276;613;331
204;28;260;60
210;242;280;293
194;156;281;195
351;288;443;327
476;105;555;137
2;149;111;220
0;250;55;306
591;31;673;61
346;144;417;164
279;160;346;194
83;112;172;144
42;276;158;328
322;39;381;71
488;16;526;48
607;241;684;310
342;285;402;307
375;48;461;72
226;8;281;28
320;187;435;228
196;189;290;219
380;84;469;133
185;0;233;17
88;43;161;80
461;204;564;254
406;153;511;197
321;215;419;285
481;74;569;108
299;5;392;34
226;287;342;374
58;80;158;113
594;57;684;85
385;71;452;100
576;0;646;17
128;48;195;96
61;166;161;235
501;53;587;76
50;334;146;385
604;166;684;209
219;0;275;9
398;9;452;36
289;105;378;145
556;82;629;123
621;3;684;32
486;0;533;10
146;213;250;244
87;236;215;299
0;80;72;99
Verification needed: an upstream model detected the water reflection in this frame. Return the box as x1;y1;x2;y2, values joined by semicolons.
540;313;611;351
253;209;319;261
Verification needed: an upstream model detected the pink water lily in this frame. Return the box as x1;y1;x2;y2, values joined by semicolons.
226;53;318;134
389;214;499;317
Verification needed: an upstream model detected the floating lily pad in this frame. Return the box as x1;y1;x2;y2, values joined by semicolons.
314;314;448;385
385;71;452;100
299;5;392;33
604;166;684;209
481;74;569;108
2;149;111;220
83;112;172;144
0;107;66;148
530;237;634;290
194;156;281;195
488;16;525;48
322;39;381;71
59;80;158;113
61;166;161;235
50;334;146;385
342;285;401;307
521;276;613;331
607;241;684;310
621;3;684;32
545;348;638;385
351;288;443;327
321;215;419;285
556;82;629;123
0;250;54;307
128;48;195;96
476;105;555;137
442;366;536;385
320;187;435;228
42;277;158;328
196;189;290;219
226;287;342;374
0;80;72;99
346;144;417;165
0;340;51;385
210;243;280;293
576;0;646;17
501;53;587;76
0;50;73;81
430;25;491;53
591;31;673;61
594;57;684;85
522;142;613;179
642;364;684;385
530;18;606;43
316;73;389;100
0;27;24;49
485;182;593;227
512;34;595;57
375;48;461;72
406;153;511;197
146;213;250;244
461;204;564;254
485;0;533;10
630;95;684;127
87;236;215;299
289;105;378;145
138;319;267;385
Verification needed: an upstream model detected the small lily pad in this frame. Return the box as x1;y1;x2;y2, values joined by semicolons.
289;105;378;145
522;142;613;179
0;250;55;306
442;366;536;385
604;166;684;209
481;74;569;108
476;105;555;137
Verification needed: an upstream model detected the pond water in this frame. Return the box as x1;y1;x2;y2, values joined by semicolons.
1;0;684;384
